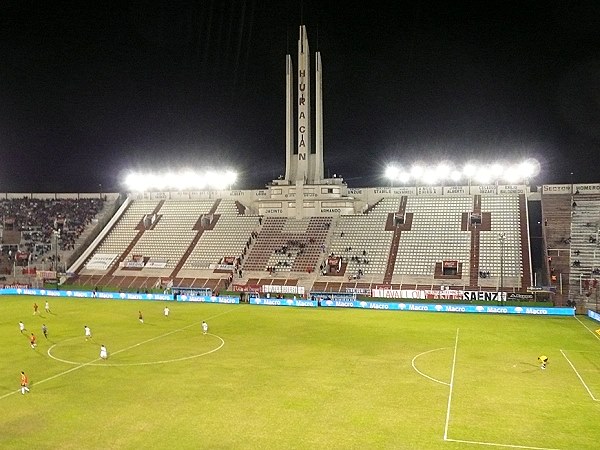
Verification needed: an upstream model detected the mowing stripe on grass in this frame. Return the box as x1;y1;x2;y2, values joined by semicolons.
560;349;599;402
1;304;244;401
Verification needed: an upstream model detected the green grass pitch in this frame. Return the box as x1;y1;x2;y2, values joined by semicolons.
1;295;599;449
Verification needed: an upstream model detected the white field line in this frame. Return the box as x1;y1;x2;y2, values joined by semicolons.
443;328;459;441
445;438;560;450
443;328;562;450
47;334;225;367
560;349;599;402
574;315;600;342
1;305;244;401
411;348;450;386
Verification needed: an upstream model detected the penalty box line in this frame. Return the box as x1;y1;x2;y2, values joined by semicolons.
560;349;599;402
0;304;246;401
443;328;561;450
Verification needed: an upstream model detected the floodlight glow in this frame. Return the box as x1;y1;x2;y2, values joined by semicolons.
519;158;540;179
450;170;462;182
490;163;504;179
434;163;452;181
463;163;477;179
385;166;399;180
410;164;424;179
397;172;411;184
475;168;492;184
123;168;238;191
503;166;521;183
224;170;238;186
381;157;541;186
423;170;438;185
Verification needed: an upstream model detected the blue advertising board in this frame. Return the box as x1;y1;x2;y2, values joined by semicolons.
318;299;575;316
249;298;318;308
0;288;574;316
587;309;600;323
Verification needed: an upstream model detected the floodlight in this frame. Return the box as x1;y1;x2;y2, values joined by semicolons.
435;162;451;179
490;162;504;179
462;163;477;179
385;166;399;180
475;167;492;184
502;167;521;183
224;170;238;185
410;164;424;179
450;170;462;183
422;169;438;184
519;158;540;179
397;172;411;184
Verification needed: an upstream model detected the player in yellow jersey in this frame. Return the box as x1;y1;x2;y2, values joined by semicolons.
538;355;548;370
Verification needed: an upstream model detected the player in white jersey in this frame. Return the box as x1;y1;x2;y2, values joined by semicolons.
202;321;208;335
84;325;92;340
164;306;170;318
100;345;108;360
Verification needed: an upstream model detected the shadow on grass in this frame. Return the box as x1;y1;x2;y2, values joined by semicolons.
519;361;542;373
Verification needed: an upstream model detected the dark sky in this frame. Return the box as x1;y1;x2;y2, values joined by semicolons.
1;1;600;192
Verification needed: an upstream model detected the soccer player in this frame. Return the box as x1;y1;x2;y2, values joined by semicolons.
202;321;208;335
138;311;144;324
33;303;39;315
19;321;26;333
30;333;37;349
100;344;108;360
20;371;30;394
84;325;92;340
45;301;50;313
42;324;48;339
164;306;170;318
538;355;548;370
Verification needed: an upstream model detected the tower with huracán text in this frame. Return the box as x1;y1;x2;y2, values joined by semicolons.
285;25;324;185
259;25;354;218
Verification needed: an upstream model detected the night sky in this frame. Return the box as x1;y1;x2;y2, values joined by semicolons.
1;1;600;192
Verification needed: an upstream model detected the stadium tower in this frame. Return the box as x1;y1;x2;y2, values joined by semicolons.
260;25;353;218
285;25;324;185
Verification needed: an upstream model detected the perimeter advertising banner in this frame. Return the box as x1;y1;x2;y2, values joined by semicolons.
250;298;317;308
0;288;573;316
318;299;574;316
587;310;600;323
372;289;508;301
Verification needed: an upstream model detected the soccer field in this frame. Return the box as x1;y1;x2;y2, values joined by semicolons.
1;296;599;449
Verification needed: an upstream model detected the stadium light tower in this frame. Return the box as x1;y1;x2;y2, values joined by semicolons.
499;232;506;300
